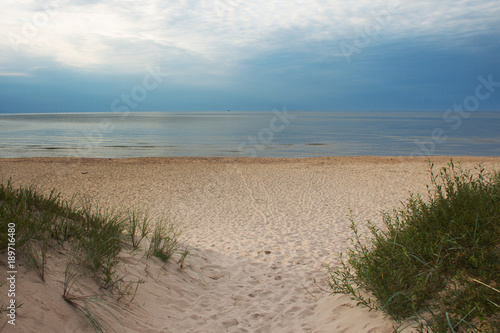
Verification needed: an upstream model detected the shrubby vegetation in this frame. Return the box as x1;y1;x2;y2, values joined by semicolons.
0;180;187;332
328;161;500;332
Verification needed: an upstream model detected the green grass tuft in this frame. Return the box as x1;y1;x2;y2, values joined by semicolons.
125;209;152;249
327;160;500;332
146;217;184;262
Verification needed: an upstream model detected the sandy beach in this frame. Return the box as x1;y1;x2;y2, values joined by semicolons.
1;156;499;333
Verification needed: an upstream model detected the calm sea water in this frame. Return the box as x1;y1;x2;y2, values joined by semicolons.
0;111;499;158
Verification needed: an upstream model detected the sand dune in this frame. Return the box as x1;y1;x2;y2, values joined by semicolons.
1;156;499;332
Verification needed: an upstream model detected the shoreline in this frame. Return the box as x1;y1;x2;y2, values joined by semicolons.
2;155;500;163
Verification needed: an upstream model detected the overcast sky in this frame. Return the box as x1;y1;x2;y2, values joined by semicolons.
1;0;499;113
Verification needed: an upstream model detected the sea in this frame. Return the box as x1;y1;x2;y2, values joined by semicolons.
0;110;499;158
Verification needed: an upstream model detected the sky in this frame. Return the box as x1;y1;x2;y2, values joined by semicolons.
1;0;500;113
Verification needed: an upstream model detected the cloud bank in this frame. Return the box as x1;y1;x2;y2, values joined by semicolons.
1;0;499;112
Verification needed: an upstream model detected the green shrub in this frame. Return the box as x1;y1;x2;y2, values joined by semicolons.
328;161;500;332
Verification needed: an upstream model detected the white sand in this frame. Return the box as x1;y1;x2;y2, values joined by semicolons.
1;156;499;332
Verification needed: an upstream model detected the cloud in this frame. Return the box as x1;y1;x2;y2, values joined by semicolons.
1;0;500;113
2;0;499;75
0;71;31;77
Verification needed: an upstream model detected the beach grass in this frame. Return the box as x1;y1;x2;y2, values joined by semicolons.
146;217;184;262
0;180;187;331
125;209;153;249
327;160;500;332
